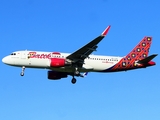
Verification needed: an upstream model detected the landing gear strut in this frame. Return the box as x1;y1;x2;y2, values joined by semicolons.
20;66;25;76
71;77;76;84
74;67;80;75
71;67;80;84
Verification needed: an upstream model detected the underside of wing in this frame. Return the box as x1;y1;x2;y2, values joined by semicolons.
66;26;111;66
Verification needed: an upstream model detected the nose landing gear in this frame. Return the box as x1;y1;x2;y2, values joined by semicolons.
20;66;25;76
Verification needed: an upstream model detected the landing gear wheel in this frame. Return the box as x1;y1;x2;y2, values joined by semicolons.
20;72;24;76
71;78;76;84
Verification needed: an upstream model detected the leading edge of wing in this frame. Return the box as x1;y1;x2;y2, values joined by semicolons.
66;25;111;62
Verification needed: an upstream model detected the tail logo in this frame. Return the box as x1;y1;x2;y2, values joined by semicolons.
110;37;152;71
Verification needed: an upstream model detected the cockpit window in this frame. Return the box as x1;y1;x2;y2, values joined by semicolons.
10;53;16;55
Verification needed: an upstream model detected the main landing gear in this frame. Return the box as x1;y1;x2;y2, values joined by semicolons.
71;77;76;84
71;67;80;84
20;66;25;76
74;67;80;75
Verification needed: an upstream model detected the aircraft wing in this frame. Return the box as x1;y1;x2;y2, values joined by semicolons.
66;26;111;67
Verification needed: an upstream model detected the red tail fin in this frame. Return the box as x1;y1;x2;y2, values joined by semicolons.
125;37;152;61
110;37;153;71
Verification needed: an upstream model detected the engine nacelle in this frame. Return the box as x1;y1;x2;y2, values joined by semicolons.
48;71;68;80
50;58;71;67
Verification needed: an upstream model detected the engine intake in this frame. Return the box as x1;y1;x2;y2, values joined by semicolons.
48;71;68;80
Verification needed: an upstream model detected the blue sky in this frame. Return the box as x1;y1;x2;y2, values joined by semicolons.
0;0;160;120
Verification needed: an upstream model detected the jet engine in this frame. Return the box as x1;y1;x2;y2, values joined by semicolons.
50;58;71;67
48;71;68;80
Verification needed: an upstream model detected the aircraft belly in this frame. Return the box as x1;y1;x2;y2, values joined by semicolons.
82;64;93;70
50;67;92;73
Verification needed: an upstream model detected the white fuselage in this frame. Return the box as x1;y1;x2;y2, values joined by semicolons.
2;50;123;73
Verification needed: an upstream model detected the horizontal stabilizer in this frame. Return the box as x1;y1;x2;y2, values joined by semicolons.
137;54;158;64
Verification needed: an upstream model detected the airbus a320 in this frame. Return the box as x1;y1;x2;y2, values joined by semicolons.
2;26;157;84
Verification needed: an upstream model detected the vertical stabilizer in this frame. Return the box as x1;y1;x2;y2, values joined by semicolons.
125;37;152;61
110;37;153;71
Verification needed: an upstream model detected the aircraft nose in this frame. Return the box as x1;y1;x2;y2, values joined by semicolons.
2;56;10;64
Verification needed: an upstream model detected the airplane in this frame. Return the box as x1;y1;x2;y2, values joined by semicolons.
2;26;158;84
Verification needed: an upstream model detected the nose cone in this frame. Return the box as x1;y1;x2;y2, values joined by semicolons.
2;56;10;64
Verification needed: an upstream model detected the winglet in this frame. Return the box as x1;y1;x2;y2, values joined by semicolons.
101;25;111;36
